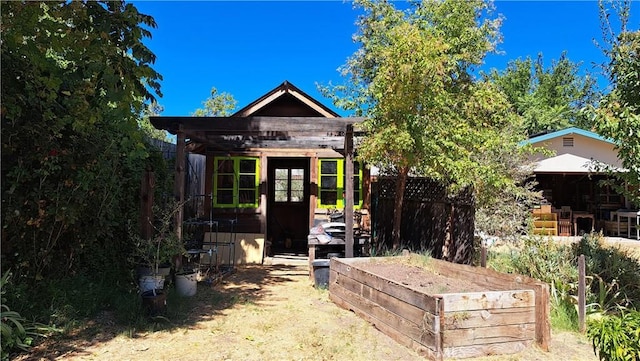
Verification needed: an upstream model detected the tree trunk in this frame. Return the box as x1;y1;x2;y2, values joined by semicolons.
442;203;455;261
392;167;409;250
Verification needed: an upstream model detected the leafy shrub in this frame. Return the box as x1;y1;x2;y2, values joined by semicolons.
587;308;640;361
490;236;580;329
573;233;640;310
510;236;578;286
127;201;187;274
0;271;53;361
550;296;579;332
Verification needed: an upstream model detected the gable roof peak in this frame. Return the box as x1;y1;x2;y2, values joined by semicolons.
232;80;340;118
525;126;614;145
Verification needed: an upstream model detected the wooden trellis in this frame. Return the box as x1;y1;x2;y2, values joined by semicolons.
371;177;475;264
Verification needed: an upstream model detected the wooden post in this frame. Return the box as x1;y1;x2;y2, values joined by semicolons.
174;127;186;241
140;168;155;240
480;242;487;268
308;245;316;281
578;254;586;333
344;125;354;258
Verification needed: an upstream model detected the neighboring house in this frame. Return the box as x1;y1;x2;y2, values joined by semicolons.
526;127;633;236
150;81;368;263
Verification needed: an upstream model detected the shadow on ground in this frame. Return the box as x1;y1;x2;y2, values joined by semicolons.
18;263;311;361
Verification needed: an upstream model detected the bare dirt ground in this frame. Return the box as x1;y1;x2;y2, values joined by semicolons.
17;261;597;361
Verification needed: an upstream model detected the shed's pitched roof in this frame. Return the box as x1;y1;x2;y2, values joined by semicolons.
232;80;340;118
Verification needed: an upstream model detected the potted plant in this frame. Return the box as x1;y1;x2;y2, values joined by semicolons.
129;201;187;293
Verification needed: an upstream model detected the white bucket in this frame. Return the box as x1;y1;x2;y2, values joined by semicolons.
139;275;165;293
175;271;197;297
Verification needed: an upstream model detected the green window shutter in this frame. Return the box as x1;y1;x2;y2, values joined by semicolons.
319;159;339;208
318;159;362;209
237;157;259;208
214;157;235;208
213;157;259;208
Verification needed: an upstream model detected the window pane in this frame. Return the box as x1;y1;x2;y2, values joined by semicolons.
274;190;288;202
217;159;234;173
291;168;304;179
239;174;255;188
291;179;304;192
354;162;360;173
239;159;256;173
321;161;337;174
321;191;337;205
275;168;288;180
354;191;360;204
275;179;288;192
217;174;234;188
238;189;255;204
217;190;234;204
321;176;337;190
291;190;304;202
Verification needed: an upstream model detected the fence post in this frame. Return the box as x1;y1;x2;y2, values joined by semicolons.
481;242;487;268
578;254;586;333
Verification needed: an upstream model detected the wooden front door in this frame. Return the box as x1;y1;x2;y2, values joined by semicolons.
267;158;310;255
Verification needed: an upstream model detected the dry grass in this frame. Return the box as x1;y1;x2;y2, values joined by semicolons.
18;262;598;361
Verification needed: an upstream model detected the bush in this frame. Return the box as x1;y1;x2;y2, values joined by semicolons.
510;236;578;286
587;308;640;361
573;233;640;310
489;233;640;340
0;271;54;361
489;236;580;329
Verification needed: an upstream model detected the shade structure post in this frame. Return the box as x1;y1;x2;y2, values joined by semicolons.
344;125;354;258
174;127;186;241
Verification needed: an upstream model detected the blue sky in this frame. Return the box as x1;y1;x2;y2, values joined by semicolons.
132;1;639;118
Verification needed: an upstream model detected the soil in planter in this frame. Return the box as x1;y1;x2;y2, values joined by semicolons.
353;256;487;294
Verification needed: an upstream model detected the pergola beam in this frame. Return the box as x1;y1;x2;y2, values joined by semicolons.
150;116;366;152
150;116;364;136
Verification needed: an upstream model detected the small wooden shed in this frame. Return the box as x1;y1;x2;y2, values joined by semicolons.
150;81;367;262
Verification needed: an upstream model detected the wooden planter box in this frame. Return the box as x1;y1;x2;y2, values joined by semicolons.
329;256;550;360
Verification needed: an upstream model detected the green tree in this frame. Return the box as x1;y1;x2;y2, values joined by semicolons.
586;0;640;206
192;87;237;116
1;1;162;284
323;0;531;251
484;53;599;136
139;101;170;141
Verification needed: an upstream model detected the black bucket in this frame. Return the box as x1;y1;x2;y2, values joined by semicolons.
141;289;167;316
311;259;330;289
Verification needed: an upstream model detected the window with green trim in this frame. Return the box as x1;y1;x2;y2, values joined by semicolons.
318;159;362;209
213;157;259;208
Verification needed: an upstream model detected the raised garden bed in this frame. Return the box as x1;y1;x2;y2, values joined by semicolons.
329;255;550;360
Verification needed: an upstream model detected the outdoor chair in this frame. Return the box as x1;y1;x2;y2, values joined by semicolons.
558;206;572;236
